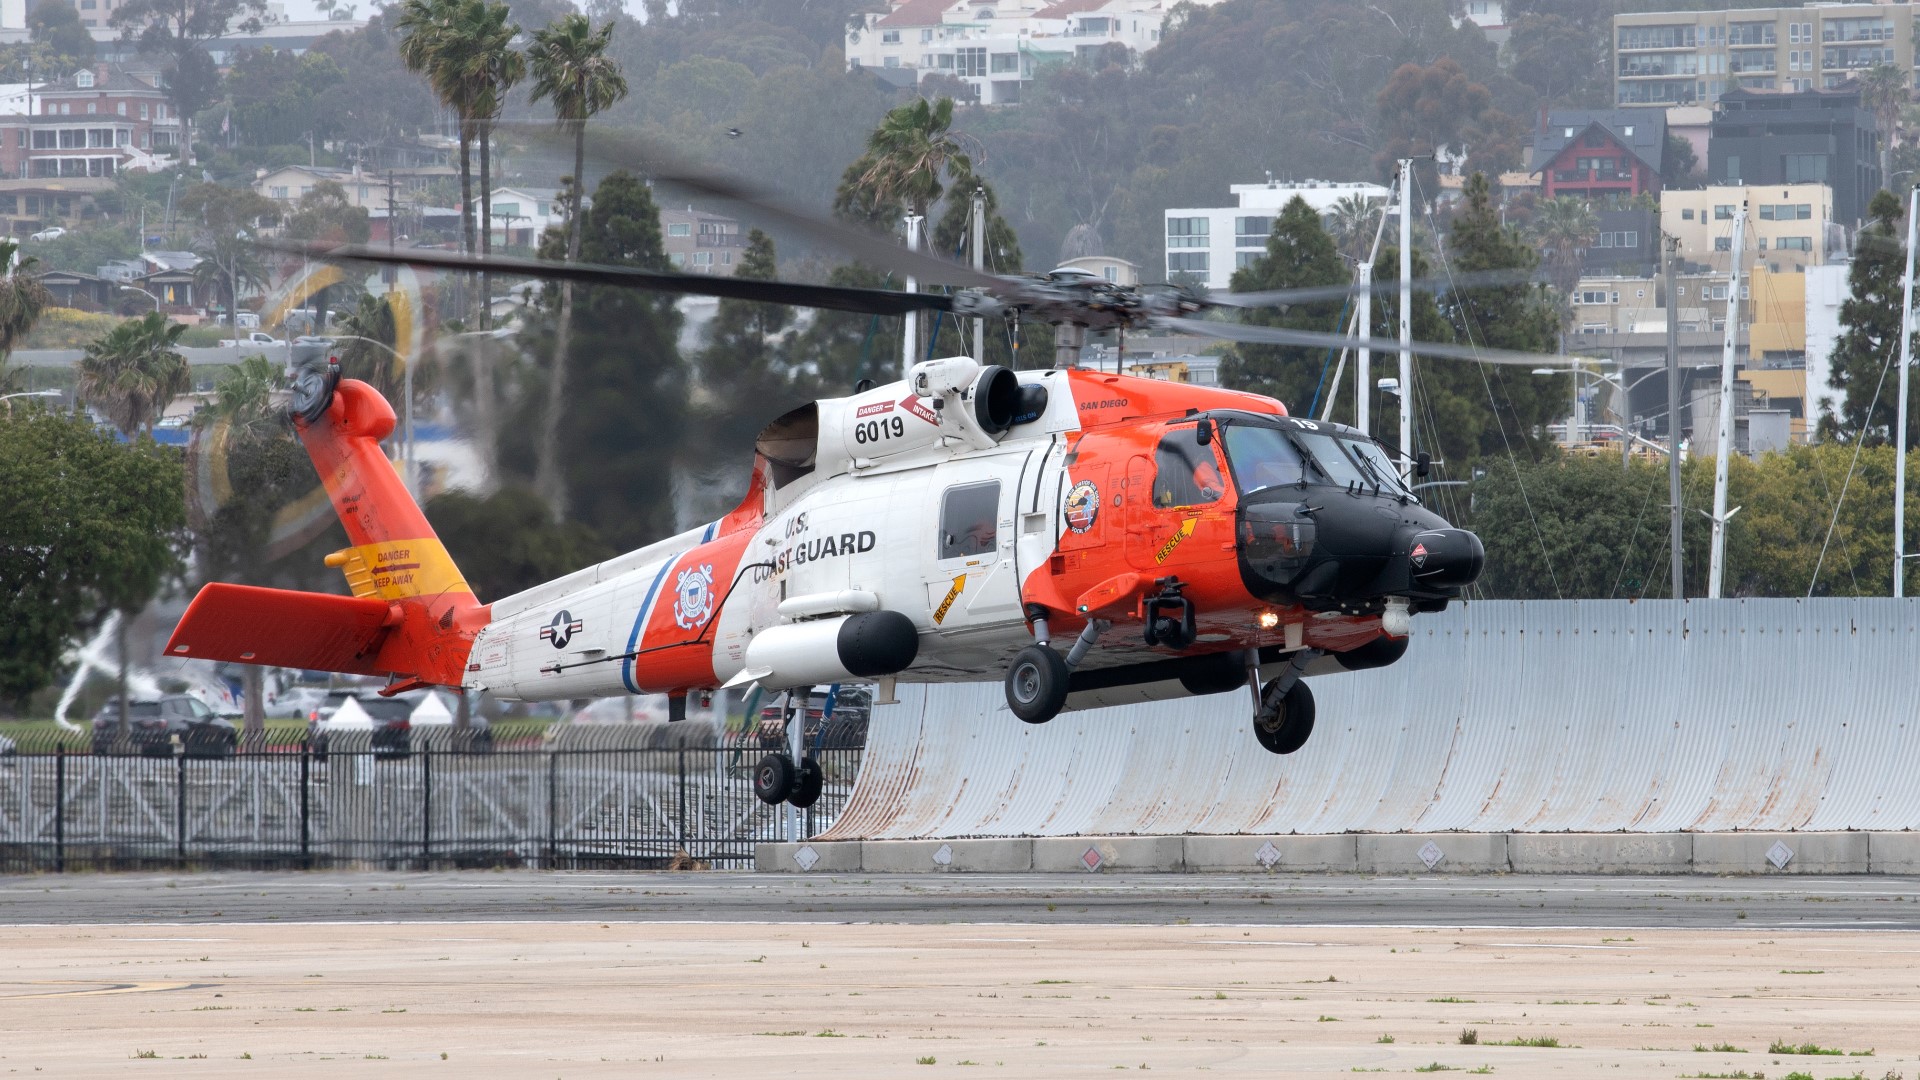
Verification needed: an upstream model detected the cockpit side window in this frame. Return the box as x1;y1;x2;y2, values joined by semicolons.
1152;426;1226;508
939;481;1001;559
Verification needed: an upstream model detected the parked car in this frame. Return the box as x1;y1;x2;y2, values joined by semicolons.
29;226;65;242
217;331;284;349
266;685;329;719
91;696;238;757
309;689;490;757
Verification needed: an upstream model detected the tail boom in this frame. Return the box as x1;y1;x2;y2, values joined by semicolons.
165;379;488;688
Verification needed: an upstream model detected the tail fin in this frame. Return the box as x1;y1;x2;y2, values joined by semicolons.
166;379;489;690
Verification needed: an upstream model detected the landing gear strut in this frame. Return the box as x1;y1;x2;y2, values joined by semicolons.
1252;649;1320;755
753;690;826;807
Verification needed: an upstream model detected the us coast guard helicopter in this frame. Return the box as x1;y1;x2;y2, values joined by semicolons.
165;175;1532;809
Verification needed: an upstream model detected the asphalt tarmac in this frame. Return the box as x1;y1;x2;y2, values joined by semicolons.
4;870;1919;929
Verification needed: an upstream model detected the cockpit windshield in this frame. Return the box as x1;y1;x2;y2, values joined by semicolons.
1221;425;1305;495
1223;421;1413;499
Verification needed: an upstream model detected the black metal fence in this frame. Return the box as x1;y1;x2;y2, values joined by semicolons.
0;743;861;872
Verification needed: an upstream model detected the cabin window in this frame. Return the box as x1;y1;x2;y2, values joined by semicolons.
939;482;1000;559
1152;426;1225;508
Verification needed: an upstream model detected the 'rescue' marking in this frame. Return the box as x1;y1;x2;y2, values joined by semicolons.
932;574;967;624
1155;518;1197;564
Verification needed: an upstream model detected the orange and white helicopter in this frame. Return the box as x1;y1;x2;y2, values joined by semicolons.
166;180;1557;808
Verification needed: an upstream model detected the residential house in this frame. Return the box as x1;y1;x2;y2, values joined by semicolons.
0;66;179;180
475;186;563;248
1709;85;1880;228
1660;183;1837;277
1054;254;1138;284
661;207;744;275
1164;179;1389;290
1529;109;1666;203
36;267;113;309
846;0;1219;105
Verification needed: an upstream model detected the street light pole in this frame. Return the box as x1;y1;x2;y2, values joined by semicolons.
1665;234;1684;601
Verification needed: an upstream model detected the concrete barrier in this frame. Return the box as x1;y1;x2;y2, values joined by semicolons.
1508;833;1693;875
1869;832;1920;874
1692;832;1870;875
1184;834;1359;872
755;841;861;873
861;838;1033;872
1357;833;1509;874
752;832;1906;874
1032;836;1186;873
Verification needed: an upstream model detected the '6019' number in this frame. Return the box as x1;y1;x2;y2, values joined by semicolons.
854;416;906;444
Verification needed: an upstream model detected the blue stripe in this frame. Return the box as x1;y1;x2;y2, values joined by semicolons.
701;521;718;542
621;560;677;694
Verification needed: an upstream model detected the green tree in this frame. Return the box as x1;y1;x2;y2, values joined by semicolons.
0;240;51;367
1323;194;1382;263
178;182;278;340
0;408;184;709
1438;172;1565;464
333;292;407;404
1504;12;1608;108
1857;63;1908;190
528;12;628;522
836;96;975;224
309;14;442;146
1827;190;1913;444
687;228;798;519
203;353;281;435
222;47;347;148
1661;131;1700;189
396;0;484;264
1469;451;1707;599
24;2;97;76
111;0;267;163
283;179;371;244
1375;58;1520;195
425;485;613;601
1530;194;1598;306
1216;195;1352;419
76;311;191;438
511;171;686;548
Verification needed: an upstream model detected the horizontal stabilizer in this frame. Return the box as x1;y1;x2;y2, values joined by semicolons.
165;583;393;675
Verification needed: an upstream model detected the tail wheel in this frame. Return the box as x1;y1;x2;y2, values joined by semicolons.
1005;644;1071;724
753;753;797;805
789;757;825;809
1253;679;1316;755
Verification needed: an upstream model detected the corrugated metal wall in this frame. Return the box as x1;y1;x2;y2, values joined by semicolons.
821;599;1920;839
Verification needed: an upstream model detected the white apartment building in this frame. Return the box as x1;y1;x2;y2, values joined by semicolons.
1163;180;1390;290
846;0;1215;105
1659;182;1840;275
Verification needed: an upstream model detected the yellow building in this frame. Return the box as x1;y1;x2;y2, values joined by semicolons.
1659;183;1834;275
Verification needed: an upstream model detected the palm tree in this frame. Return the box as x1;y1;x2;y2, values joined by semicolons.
1324;194;1381;263
1857;64;1909;191
0;239;49;391
1531;195;1598;314
76;311;190;438
847;97;976;221
528;12;627;521
204;354;281;435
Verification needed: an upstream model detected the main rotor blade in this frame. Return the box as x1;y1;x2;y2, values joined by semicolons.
1160;315;1574;369
1204;266;1551;310
498;120;1008;292
265;242;956;318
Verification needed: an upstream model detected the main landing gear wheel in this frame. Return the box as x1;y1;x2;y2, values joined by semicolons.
1005;644;1070;724
789;757;825;809
1253;678;1316;755
753;753;796;805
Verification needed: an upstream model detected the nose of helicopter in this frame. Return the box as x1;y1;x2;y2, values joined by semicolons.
1236;494;1482;605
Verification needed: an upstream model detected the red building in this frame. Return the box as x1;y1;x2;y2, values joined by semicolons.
0;65;182;181
1529;109;1667;203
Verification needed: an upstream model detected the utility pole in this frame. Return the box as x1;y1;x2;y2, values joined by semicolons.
1895;185;1917;597
1397;158;1412;476
1707;205;1747;599
902;213;923;377
1355;259;1372;435
1665;234;1684;600
971;187;986;361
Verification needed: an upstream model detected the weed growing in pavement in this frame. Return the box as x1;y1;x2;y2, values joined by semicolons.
1767;1040;1851;1056
916;1056;936;1065
1377;1035;1396;1044
1413;1064;1456;1073
1490;1037;1563;1048
1458;1029;1478;1045
1695;1043;1747;1053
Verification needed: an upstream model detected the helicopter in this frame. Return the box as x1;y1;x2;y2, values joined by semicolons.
163;164;1565;809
